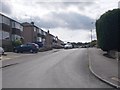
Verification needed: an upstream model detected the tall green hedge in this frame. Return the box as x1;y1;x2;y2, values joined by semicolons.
96;9;120;51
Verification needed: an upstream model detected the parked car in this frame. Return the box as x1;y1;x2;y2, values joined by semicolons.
0;47;4;60
81;45;90;48
14;43;39;53
33;42;43;48
64;43;73;49
0;47;4;55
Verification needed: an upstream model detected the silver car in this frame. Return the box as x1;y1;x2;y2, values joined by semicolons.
0;47;4;59
64;43;73;49
0;47;4;54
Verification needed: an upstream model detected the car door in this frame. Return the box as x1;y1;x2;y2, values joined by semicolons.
26;44;32;52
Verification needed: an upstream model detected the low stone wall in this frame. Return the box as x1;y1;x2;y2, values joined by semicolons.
117;52;120;60
109;50;120;60
39;47;52;52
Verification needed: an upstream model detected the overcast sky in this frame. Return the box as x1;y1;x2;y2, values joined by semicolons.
0;0;119;42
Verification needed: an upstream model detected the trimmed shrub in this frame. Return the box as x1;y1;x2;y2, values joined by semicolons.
96;9;120;51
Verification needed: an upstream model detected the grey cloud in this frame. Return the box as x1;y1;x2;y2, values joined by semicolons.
34;1;95;30
118;1;120;8
16;9;95;30
21;12;95;30
36;18;60;29
50;12;95;30
17;16;60;29
36;1;95;10
1;1;12;14
62;2;94;5
62;2;95;10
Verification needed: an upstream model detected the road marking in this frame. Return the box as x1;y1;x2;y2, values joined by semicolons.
2;54;34;61
2;56;24;60
2;58;12;60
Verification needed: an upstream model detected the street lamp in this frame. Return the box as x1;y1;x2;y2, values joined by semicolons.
91;29;92;43
90;22;94;47
118;1;120;8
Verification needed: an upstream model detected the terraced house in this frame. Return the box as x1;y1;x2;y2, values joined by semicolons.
0;13;23;51
22;22;64;50
22;22;47;46
0;14;64;51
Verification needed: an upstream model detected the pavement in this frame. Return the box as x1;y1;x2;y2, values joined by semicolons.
1;49;61;68
2;52;30;60
88;48;120;88
2;49;61;61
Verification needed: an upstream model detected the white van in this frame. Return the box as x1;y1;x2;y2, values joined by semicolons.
64;43;73;49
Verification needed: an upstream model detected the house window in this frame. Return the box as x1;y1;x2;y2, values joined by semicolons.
0;30;2;40
12;22;15;28
12;34;21;41
37;37;42;42
20;26;23;32
12;21;23;32
0;15;2;23
43;31;46;36
1;31;10;40
15;22;21;29
34;27;36;32
3;16;10;26
39;29;42;34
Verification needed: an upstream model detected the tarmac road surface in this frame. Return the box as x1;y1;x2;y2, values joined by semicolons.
2;48;112;88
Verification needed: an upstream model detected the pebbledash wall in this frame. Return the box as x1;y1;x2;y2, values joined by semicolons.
0;13;23;51
0;13;64;51
108;50;120;61
22;22;47;47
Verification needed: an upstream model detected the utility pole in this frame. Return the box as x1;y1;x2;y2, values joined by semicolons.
91;29;92;43
90;22;94;47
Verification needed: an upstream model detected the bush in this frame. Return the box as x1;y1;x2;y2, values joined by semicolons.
12;39;22;47
96;9;120;51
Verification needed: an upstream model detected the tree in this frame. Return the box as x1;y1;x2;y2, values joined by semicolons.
90;40;97;47
12;39;22;47
96;9;120;51
77;42;83;46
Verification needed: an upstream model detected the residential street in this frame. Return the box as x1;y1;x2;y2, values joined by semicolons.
2;48;112;88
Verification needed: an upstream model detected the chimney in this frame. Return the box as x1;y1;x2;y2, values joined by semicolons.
47;30;50;34
31;22;34;25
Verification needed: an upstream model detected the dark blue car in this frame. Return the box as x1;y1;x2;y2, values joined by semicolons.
14;43;39;53
33;42;43;48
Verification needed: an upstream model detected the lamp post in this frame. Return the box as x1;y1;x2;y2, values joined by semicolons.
90;22;94;47
118;1;120;8
91;29;92;43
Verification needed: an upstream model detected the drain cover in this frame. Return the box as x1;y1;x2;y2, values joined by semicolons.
111;77;120;82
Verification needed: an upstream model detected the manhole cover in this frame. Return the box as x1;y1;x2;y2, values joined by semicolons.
111;77;120;82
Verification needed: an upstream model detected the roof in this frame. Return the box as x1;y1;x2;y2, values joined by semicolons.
0;13;23;25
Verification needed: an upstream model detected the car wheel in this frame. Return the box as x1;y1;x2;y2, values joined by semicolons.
15;49;18;53
30;49;33;53
35;51;38;53
2;52;4;55
20;51;23;53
